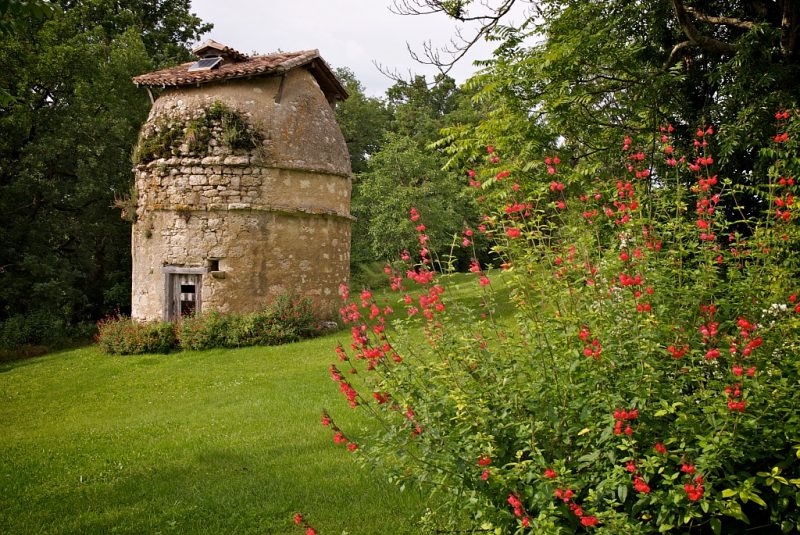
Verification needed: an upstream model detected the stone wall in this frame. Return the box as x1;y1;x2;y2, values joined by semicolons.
131;67;352;321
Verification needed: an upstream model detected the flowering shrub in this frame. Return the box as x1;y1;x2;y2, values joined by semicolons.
178;294;321;350
96;317;177;355
98;294;321;354
325;113;800;533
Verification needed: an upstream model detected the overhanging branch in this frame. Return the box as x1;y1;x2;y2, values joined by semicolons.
669;0;737;56
684;6;755;30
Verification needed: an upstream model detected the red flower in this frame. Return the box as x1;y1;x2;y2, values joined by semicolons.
306;528;316;535
480;469;489;480
681;463;696;475
478;455;492;467
294;513;303;525
581;515;599;527
544;468;557;479
633;475;651;494
506;227;521;239
684;482;704;501
655;442;667;455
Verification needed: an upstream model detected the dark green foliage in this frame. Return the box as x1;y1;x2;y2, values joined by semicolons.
131;118;184;163
96;316;177;355
0;0;210;351
438;0;800;198
207;100;260;151
0;310;93;349
176;295;322;351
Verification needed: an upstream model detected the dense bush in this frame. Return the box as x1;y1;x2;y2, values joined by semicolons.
0;310;95;351
96;317;178;355
324;114;800;533
177;294;322;351
97;295;323;354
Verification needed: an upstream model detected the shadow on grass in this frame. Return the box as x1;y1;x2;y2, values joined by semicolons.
5;442;423;535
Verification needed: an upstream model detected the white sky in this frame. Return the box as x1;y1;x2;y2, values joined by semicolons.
189;0;532;97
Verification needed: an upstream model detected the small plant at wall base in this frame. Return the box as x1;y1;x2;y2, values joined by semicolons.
324;113;800;533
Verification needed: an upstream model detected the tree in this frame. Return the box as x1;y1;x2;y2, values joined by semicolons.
0;0;210;347
386;73;460;145
350;132;478;271
334;67;391;174
401;1;799;194
346;73;487;278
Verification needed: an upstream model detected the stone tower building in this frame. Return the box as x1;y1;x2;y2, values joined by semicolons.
130;40;351;322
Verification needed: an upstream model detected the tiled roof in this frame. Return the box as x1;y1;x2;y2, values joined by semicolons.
132;48;348;102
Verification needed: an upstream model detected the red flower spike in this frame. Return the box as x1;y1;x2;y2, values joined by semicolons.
581;515;599;527
633;475;651;494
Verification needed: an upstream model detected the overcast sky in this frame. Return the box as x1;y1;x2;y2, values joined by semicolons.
189;1;531;97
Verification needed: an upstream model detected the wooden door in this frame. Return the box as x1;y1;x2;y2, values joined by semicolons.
166;273;202;321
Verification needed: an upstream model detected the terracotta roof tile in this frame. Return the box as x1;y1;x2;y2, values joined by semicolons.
133;50;314;87
132;48;348;102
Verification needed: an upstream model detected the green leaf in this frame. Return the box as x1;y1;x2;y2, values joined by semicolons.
711;518;721;535
618;484;628;503
721;489;737;498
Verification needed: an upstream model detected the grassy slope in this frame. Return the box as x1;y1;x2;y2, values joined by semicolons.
0;271;514;534
0;338;424;534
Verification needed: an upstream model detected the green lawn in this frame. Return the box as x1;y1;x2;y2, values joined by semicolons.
0;271;514;534
0;337;425;534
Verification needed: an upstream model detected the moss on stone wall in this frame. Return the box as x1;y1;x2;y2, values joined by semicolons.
132;101;263;165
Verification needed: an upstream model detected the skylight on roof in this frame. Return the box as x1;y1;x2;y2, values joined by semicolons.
188;57;222;72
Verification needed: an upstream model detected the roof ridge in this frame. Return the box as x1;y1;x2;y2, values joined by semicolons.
131;48;346;102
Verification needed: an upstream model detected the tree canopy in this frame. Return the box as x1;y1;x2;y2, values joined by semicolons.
402;0;798;184
0;0;210;347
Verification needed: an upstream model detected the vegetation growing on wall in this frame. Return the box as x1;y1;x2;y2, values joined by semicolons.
132;100;263;164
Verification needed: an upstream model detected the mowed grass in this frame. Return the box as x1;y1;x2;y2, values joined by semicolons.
0;337;425;534
0;271;514;535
